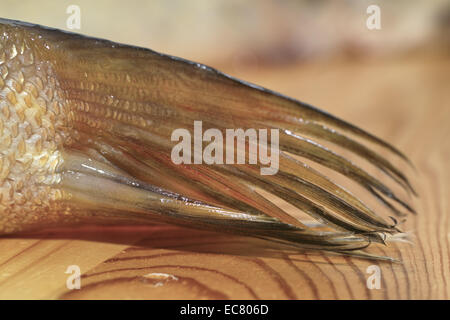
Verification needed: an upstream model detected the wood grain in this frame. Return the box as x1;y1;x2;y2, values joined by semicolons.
0;52;448;299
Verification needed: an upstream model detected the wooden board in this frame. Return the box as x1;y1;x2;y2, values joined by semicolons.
0;52;448;299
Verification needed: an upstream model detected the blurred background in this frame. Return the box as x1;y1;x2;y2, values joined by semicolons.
1;0;449;217
1;0;449;69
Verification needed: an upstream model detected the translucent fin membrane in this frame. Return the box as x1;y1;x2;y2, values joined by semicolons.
0;18;417;260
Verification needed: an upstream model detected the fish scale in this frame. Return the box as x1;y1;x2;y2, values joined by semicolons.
0;24;68;232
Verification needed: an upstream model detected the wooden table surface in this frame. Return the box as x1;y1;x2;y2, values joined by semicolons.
0;52;448;300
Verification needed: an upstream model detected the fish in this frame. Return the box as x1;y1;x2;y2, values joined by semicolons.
0;18;416;261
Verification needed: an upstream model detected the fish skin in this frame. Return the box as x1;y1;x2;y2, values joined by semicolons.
0;20;70;233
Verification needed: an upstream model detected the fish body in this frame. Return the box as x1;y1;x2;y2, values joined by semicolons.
0;18;416;259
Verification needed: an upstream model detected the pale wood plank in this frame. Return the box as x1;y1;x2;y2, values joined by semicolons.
0;53;448;299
